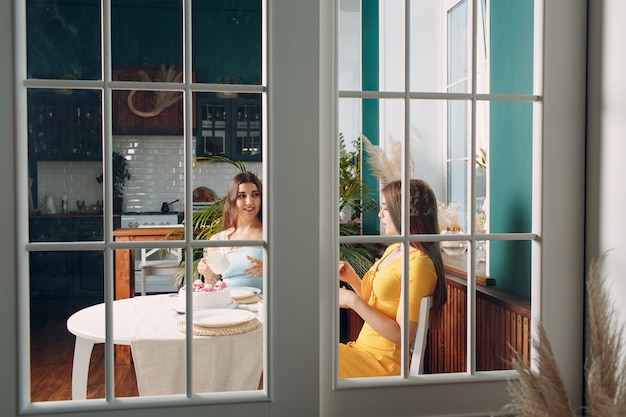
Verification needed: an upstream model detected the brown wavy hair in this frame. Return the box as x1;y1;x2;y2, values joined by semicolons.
222;172;263;231
381;179;447;314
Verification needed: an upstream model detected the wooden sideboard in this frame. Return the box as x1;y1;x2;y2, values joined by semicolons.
112;227;182;300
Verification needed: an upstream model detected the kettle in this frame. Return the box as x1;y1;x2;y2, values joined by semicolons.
161;199;179;213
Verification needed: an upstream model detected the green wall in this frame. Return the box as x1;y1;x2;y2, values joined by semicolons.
489;0;534;298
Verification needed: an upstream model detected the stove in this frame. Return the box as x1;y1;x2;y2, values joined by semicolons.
121;212;179;228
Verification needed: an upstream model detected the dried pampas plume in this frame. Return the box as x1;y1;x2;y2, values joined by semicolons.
502;253;626;417
586;253;626;416
361;135;413;186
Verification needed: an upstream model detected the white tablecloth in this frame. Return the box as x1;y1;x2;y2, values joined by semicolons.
130;294;263;395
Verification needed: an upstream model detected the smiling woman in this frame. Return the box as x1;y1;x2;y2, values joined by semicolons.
198;172;264;291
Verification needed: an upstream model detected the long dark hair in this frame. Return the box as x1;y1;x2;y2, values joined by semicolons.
222;172;263;230
381;179;447;314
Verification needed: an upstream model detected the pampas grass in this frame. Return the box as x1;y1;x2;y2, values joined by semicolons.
503;254;626;416
361;135;412;186
585;254;626;416
504;324;577;417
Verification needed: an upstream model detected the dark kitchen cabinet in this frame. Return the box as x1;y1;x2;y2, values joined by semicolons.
196;93;261;162
29;216;120;298
28;89;102;161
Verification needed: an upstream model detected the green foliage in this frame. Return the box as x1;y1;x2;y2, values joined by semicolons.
338;134;378;277
96;152;131;197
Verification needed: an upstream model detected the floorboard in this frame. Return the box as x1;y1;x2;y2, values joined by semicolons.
30;297;139;402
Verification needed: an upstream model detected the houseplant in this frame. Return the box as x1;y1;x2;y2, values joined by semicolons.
339;134;378;277
96;151;131;214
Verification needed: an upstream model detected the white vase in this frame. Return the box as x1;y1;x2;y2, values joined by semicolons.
440;226;467;256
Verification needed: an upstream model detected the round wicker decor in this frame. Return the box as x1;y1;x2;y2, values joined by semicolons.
177;318;260;336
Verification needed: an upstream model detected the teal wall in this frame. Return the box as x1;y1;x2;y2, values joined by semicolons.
361;0;381;235
489;0;534;298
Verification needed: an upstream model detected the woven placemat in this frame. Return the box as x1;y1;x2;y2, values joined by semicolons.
177;318;260;336
232;294;261;304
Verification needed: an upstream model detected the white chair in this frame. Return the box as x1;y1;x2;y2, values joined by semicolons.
139;248;182;296
408;296;433;376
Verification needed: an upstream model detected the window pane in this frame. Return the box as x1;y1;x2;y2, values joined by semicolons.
27;88;105;239
407;0;472;93
192;0;262;84
112;0;183;79
339;0;404;92
479;0;535;95
194;93;262;162
27;0;101;80
30;251;107;401
477;100;534;234
338;98;403;236
476;239;532;371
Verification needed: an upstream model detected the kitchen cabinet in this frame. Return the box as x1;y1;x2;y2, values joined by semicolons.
196;93;261;161
28;90;102;161
29;216;120;298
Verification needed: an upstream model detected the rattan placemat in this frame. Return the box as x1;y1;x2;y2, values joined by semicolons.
177;318;260;336
232;294;261;304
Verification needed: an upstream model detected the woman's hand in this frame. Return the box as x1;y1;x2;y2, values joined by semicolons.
339;261;362;296
244;255;263;277
339;287;359;309
197;258;218;284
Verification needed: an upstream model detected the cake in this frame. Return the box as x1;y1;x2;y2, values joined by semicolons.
178;279;232;309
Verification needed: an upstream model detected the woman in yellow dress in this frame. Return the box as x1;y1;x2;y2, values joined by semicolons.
338;179;447;378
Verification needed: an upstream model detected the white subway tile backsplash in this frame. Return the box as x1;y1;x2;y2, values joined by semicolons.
35;136;261;213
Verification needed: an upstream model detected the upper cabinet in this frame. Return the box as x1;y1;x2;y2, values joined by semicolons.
196;93;261;162
28;89;102;161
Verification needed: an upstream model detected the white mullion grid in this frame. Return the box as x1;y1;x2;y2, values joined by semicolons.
530;0;545;373
400;0;411;378
182;0;195;398
466;0;478;377
14;0;31;409
101;0;116;402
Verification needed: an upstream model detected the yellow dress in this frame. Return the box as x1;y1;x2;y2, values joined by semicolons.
339;243;438;378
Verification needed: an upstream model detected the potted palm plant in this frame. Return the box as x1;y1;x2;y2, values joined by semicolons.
96;151;131;214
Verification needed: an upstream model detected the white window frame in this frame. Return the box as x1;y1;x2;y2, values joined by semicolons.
1;0;587;416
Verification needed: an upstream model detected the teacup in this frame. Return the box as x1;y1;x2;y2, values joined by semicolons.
205;251;231;275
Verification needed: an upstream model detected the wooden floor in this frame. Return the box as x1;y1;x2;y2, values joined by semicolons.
30;297;139;402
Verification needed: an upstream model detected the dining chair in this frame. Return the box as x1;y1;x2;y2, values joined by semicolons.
139;248;182;296
408;296;433;376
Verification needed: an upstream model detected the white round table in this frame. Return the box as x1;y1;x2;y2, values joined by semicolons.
66;294;262;399
66;298;134;400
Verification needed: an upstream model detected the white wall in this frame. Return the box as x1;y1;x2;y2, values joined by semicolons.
35;136;262;214
587;0;626;341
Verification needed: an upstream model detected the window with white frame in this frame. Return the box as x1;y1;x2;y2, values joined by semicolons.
19;0;268;409
336;0;538;383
